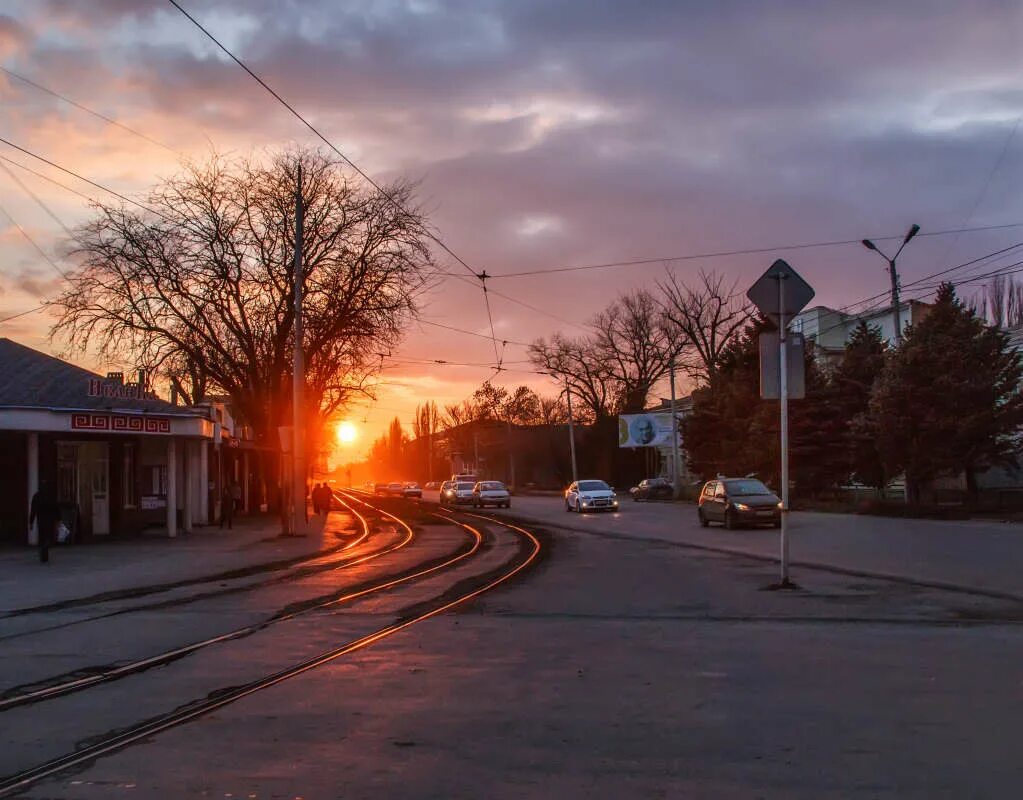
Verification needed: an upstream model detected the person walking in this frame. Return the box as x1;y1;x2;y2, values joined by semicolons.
29;478;59;564
311;482;322;516
319;483;331;517
220;483;235;530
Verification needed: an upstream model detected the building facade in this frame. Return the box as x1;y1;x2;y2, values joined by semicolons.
0;338;215;546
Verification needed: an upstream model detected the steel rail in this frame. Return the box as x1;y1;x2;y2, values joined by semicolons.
0;498;541;797
0;493;425;711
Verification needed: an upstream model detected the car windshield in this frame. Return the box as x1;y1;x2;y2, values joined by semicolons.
725;479;772;496
482;482;505;490
457;482;475;490
578;480;610;492
404;483;419;488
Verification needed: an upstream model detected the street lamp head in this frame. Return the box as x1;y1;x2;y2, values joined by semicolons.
904;224;921;244
861;239;878;251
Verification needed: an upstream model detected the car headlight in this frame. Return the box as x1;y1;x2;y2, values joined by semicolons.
734;503;750;511
777;502;784;509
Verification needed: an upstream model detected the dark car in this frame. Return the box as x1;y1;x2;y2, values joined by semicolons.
402;482;423;499
630;477;673;501
373;482;389;496
697;478;781;529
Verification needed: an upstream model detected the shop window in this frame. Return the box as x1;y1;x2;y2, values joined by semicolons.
57;443;79;504
123;444;137;508
146;465;167;496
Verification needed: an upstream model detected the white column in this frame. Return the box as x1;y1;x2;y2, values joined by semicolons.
182;441;193;533
166;437;177;538
199;442;209;524
243;450;250;514
27;433;39;546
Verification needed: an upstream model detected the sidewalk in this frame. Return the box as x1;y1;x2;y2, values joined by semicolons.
0;510;357;614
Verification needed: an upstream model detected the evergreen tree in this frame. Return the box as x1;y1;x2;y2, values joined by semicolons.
869;283;1023;504
829;322;887;489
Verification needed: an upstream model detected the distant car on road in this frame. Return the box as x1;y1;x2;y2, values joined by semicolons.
448;481;476;505
630;477;673;501
473;481;511;508
385;482;404;497
439;480;456;505
403;482;422;499
697;478;781;529
424;481;440;490
373;482;389;496
565;480;619;513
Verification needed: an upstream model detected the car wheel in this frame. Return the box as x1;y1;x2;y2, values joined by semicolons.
565;501;572;512
725;509;737;530
699;510;709;528
576;500;584;513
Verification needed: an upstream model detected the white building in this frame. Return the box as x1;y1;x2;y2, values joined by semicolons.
793;300;932;360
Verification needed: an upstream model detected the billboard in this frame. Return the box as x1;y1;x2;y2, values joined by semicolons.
618;412;679;448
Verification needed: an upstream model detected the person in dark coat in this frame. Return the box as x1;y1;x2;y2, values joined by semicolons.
220;483;235;530
311;482;322;516
29;479;59;564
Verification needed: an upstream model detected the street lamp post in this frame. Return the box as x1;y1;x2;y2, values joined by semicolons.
862;224;920;346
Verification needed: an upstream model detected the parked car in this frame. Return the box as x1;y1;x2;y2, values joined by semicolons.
630;477;673;501
403;482;423;499
439;480;456;505
565;480;619;513
373;482;389;496
385;481;404;497
473;480;511;508
697;478;781;529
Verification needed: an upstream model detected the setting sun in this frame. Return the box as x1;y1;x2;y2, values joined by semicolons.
336;420;358;445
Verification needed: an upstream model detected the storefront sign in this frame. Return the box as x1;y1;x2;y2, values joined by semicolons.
140;495;166;510
87;378;158;401
71;413;171;434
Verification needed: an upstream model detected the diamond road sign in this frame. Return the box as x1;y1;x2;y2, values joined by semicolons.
746;259;815;324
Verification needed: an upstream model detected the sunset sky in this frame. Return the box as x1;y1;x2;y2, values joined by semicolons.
2;0;1021;459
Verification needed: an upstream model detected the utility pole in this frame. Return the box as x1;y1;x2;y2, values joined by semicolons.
862;224;920;346
292;163;306;536
668;356;682;499
778;273;790;585
565;378;578;484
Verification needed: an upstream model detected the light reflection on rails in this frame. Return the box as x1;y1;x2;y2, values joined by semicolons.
0;492;540;797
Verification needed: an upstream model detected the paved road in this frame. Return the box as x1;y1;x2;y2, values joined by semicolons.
428;491;1023;597
25;497;1023;798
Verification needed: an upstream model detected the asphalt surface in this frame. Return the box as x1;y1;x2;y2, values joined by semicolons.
13;499;1022;799
428;491;1023;598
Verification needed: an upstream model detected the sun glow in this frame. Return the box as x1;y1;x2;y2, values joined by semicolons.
336;420;358;445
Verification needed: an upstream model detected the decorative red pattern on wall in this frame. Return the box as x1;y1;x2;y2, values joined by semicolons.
71;414;171;434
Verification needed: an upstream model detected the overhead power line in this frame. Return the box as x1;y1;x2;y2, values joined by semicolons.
0;66;176;154
0;303;46;325
489;222;1023;279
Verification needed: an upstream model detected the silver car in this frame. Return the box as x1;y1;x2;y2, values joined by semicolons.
565;479;620;513
473;480;511;508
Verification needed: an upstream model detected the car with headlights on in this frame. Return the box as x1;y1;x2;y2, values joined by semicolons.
439;480;456;506
402;482;422;499
697;478;781;529
630;476;673;501
565;479;619;513
473;480;511;508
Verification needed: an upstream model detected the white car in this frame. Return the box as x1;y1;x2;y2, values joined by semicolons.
443;481;475;506
565;480;620;513
473;481;511;508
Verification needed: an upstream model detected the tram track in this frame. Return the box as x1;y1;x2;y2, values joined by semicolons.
0;494;409;645
0;497;542;798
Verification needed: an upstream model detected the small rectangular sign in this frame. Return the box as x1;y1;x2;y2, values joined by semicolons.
618;412;681;448
759;332;806;399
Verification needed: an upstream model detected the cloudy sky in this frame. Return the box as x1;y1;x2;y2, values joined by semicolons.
1;0;1022;457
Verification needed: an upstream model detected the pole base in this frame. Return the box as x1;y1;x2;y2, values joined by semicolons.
761;578;802;592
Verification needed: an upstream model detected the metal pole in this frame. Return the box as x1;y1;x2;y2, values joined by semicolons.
565;378;578;484
292;163;306;536
888;257;902;345
668;356;682;499
506;417;515;489
778;273;790;584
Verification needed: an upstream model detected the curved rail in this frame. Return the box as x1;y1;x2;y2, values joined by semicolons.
0;499;542;798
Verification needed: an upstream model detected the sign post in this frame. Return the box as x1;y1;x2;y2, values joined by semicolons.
747;259;814;587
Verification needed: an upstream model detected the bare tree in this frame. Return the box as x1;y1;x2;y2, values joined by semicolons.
51;148;433;443
658;269;752;385
529;289;679;417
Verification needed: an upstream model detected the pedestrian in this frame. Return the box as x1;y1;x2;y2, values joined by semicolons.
220;483;234;530
319;483;331;517
29;478;59;564
231;480;242;515
312;482;322;516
